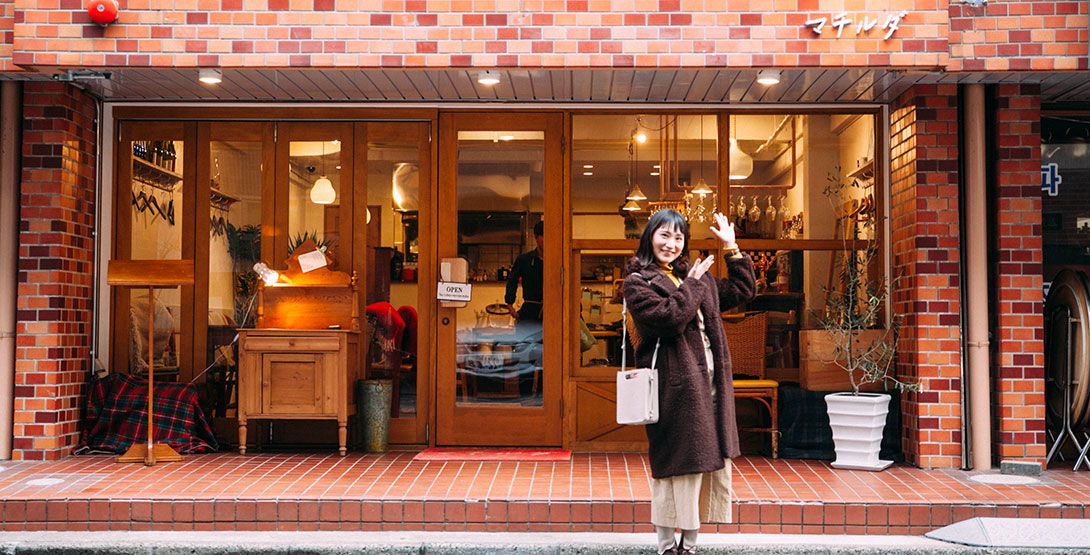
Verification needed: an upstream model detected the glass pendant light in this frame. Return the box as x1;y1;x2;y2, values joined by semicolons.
310;141;336;204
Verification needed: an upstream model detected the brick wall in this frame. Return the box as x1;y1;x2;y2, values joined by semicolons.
949;1;1089;71
10;1;952;69
13;81;97;460
0;0;12;71
992;84;1045;464
890;84;963;469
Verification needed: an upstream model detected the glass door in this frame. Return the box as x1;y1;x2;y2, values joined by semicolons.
435;112;563;446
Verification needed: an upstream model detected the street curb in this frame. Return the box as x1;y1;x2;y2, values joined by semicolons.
0;531;1085;554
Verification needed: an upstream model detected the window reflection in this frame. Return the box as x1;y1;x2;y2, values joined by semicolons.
288;140;340;264
205;140;262;418
366;133;421;418
128;138;184;376
454;130;544;407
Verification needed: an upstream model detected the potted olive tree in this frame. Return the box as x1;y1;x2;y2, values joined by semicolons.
817;169;919;471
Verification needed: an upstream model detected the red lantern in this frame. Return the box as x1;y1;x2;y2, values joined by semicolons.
87;0;119;26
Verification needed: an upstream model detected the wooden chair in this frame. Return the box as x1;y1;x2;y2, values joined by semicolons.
723;311;780;458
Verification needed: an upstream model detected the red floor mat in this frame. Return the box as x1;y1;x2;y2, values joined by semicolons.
411;448;572;461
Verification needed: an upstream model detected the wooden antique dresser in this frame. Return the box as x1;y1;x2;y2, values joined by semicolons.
237;243;360;455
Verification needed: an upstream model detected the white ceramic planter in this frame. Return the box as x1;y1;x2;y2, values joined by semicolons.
825;392;892;471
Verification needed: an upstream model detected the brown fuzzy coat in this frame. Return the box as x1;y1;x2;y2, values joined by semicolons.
623;255;757;479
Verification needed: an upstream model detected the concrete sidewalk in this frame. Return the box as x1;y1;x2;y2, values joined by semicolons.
0;531;1084;554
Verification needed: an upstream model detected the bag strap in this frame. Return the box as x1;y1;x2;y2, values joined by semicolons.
622;297;660;372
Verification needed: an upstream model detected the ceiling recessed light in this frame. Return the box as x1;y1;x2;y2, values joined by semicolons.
583;171;593;176
650;171;660;176
756;69;781;86
498;134;515;141
477;70;500;85
583;164;593;169
198;69;222;84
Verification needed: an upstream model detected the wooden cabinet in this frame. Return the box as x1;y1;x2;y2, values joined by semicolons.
237;329;359;455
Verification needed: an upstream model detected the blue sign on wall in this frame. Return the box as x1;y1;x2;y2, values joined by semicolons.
1042;163;1061;196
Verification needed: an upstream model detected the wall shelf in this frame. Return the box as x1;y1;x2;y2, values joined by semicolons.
847;159;875;181
210;188;239;210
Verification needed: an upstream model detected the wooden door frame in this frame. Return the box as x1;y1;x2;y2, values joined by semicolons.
434;111;564;446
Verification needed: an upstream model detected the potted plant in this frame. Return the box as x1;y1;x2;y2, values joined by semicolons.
817;168;919;471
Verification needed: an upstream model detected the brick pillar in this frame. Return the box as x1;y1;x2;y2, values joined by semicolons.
993;84;1045;465
890;84;963;469
13;82;97;460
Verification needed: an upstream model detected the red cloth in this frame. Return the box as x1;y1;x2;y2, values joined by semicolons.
366;302;405;367
397;305;418;355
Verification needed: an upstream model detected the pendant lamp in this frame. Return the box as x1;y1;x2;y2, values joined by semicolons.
729;115;753;180
310;141;336;204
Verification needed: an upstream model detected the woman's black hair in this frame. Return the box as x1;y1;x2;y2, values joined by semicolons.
628;209;690;277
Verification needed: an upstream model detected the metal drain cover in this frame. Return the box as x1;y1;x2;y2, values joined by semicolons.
968;473;1040;485
24;478;64;486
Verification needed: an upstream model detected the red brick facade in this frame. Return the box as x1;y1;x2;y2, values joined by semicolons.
949;1;1089;71
0;2;957;70
13;82;97;461
993;84;1045;463
0;4;1061;468
890;84;964;469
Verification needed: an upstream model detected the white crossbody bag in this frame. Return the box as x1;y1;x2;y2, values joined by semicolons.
616;298;660;425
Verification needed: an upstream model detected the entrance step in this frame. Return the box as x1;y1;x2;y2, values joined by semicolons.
0;453;1088;535
0;531;1019;554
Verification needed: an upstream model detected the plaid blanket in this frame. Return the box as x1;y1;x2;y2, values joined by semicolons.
75;373;218;455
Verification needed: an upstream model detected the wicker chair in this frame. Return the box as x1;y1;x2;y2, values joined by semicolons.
723;311;780;458
625;309;780;457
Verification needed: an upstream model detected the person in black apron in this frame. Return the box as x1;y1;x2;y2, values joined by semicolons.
505;220;544;397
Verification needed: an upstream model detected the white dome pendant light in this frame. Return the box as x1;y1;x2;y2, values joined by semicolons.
310;141;336;205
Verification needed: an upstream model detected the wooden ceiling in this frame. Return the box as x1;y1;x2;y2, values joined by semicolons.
27;68;1090;104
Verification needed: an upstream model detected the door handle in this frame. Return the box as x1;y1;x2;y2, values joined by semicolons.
442;317;450;325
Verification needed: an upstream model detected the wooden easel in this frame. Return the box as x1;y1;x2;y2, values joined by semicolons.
107;259;195;466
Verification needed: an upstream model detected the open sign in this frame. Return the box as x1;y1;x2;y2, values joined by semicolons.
437;281;472;302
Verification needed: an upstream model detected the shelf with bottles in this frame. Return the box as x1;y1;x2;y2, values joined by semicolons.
131;140;181;188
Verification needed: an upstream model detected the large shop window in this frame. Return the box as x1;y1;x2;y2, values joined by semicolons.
571;112;882;384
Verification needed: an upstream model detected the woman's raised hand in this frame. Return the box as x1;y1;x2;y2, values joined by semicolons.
687;254;715;280
709;211;737;249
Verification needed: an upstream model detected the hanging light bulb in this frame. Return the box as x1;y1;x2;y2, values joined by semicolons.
310;140;336;204
692;116;714;194
622;199;642;211
626;184;647;201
